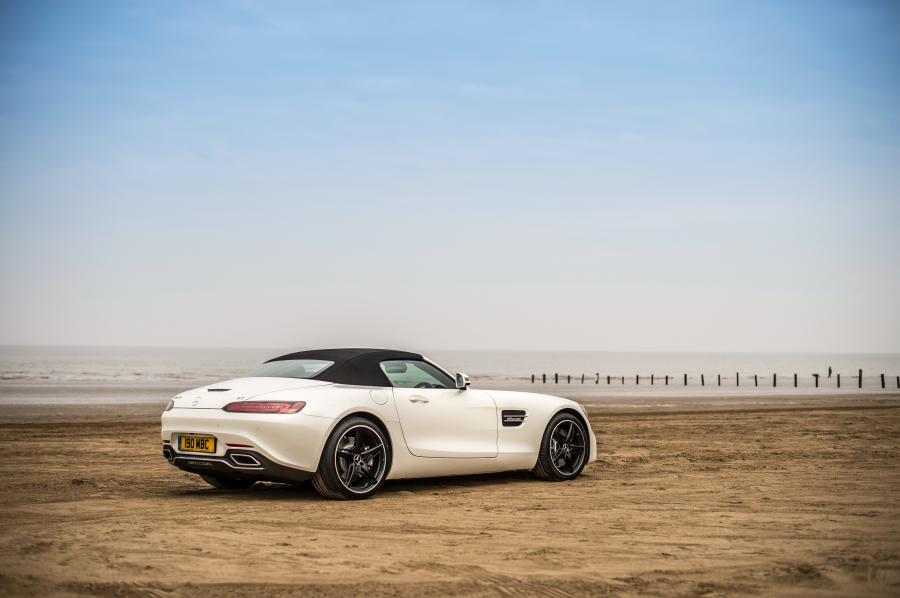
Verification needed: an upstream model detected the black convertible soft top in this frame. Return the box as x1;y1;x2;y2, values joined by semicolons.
265;348;424;387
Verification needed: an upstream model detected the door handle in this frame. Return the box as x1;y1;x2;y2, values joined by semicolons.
409;396;430;404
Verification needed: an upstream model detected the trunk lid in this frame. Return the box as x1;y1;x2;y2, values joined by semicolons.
172;377;331;409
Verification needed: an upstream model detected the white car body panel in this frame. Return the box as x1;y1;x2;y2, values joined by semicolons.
162;375;597;481
392;387;498;458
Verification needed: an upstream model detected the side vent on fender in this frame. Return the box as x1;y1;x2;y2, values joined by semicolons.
502;410;527;427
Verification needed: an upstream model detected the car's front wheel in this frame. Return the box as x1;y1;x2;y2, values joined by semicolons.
311;417;391;500
533;412;589;481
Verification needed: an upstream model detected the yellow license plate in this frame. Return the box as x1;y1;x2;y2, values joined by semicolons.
179;435;216;453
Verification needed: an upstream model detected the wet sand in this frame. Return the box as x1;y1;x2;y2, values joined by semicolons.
1;395;899;597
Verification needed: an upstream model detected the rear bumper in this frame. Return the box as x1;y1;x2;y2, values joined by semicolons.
161;408;335;472
163;445;312;484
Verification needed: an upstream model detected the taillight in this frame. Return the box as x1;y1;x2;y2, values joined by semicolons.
164;400;175;412
223;401;306;414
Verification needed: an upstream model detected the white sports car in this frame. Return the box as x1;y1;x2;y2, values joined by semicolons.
161;348;596;499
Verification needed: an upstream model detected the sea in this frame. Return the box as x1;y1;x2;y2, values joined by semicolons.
1;345;899;404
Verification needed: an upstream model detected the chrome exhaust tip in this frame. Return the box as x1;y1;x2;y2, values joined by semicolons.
230;453;261;467
162;445;174;462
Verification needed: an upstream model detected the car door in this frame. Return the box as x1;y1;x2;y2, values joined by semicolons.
382;359;498;458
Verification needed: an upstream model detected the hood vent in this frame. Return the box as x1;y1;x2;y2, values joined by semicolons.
207;388;231;392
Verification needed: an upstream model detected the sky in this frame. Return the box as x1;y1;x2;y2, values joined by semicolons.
0;0;899;353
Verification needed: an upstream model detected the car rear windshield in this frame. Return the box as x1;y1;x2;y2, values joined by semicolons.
245;359;334;379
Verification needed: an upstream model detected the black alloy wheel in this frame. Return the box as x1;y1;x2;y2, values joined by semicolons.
533;413;589;481
312;417;390;500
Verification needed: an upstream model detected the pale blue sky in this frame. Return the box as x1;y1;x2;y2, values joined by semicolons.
1;1;898;352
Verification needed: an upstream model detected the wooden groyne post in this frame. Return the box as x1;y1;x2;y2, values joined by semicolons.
527;367;894;391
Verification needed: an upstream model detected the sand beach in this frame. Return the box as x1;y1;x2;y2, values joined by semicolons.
1;393;898;597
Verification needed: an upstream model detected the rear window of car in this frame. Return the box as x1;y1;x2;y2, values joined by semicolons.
245;359;334;379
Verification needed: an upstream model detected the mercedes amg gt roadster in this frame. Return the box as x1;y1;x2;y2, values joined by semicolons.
161;348;596;499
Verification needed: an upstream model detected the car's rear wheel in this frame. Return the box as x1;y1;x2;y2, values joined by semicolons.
311;417;390;500
199;474;256;490
533;412;588;481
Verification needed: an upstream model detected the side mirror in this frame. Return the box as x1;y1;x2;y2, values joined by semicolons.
455;372;470;390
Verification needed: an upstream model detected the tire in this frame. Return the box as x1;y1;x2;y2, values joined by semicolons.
199;474;256;490
533;412;589;481
311;417;391;500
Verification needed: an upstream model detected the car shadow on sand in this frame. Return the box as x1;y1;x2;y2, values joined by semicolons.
166;469;537;501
